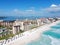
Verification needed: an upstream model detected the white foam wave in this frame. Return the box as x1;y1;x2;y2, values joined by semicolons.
48;35;60;45
51;29;60;34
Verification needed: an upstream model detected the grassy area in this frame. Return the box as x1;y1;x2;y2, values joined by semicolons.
0;25;5;28
0;34;15;40
0;30;24;40
0;25;12;30
7;27;12;30
31;25;38;29
0;25;24;40
31;26;38;29
16;30;24;35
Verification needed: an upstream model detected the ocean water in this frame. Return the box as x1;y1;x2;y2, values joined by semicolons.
26;22;60;45
0;16;44;21
0;16;56;21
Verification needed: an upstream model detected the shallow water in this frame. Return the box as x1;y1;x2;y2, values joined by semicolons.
26;22;60;45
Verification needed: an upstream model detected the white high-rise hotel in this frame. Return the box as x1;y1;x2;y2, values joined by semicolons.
12;18;51;34
12;20;24;34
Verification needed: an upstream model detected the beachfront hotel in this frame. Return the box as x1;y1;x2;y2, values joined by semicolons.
0;17;60;45
0;18;58;35
0;0;60;45
12;20;24;34
12;18;55;34
0;20;15;28
12;19;38;34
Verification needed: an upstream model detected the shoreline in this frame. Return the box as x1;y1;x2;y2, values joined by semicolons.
5;21;60;45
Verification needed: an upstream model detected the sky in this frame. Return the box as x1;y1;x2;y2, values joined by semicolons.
0;0;60;17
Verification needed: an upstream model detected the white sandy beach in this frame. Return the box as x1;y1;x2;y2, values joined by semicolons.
5;21;60;45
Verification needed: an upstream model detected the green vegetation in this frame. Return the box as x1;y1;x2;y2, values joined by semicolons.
20;30;24;33
16;30;24;35
31;25;38;29
0;25;12;30
0;34;14;40
0;26;24;40
7;27;12;30
0;25;5;28
31;26;38;29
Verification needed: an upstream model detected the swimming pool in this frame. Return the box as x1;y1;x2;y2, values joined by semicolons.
26;22;60;45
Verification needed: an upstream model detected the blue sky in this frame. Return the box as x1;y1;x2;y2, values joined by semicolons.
0;0;60;17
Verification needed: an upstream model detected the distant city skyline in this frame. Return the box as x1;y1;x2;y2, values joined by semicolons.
0;0;60;17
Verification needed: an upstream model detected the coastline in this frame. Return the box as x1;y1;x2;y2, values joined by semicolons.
5;21;60;45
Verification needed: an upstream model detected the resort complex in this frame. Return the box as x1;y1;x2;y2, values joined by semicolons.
0;17;60;45
0;0;60;45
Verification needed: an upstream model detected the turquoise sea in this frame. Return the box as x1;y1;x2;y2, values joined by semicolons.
26;23;60;45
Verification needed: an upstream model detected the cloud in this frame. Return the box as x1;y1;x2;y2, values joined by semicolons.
11;7;36;15
37;4;60;17
25;10;33;12
42;4;60;13
11;9;38;15
42;4;60;12
50;4;58;7
13;9;19;12
0;4;60;17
